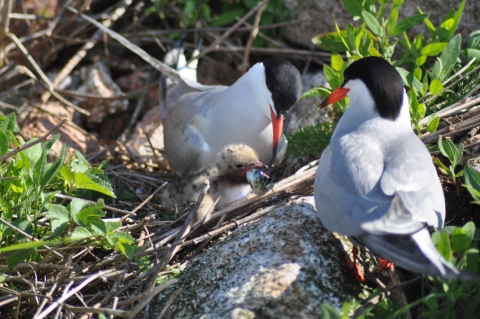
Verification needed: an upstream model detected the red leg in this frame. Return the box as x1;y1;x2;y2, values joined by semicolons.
344;247;366;283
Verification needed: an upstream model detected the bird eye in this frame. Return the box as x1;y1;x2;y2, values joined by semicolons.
235;164;244;169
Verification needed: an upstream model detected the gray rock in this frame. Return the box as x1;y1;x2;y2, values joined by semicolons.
283;0;479;49
150;197;362;319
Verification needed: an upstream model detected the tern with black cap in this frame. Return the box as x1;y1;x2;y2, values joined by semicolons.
161;57;302;177
314;56;474;281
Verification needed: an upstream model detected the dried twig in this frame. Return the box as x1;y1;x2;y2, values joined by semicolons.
239;0;268;74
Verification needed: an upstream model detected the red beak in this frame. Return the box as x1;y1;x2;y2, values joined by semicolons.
318;87;350;109
270;106;284;167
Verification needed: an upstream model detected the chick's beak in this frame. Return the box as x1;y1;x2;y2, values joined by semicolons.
243;161;268;175
318;87;350;109
270;106;284;167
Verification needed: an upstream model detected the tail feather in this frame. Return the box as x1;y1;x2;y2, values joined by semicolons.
357;228;476;281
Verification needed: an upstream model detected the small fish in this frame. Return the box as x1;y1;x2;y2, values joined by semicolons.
246;168;271;194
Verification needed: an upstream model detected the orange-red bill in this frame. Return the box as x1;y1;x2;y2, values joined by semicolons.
318;87;350;109
270;106;284;167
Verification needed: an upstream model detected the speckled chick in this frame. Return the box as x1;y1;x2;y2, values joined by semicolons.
159;144;267;223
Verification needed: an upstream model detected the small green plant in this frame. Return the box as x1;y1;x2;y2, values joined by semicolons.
285;122;335;159
434;136;464;184
0;113;134;269
464;161;480;204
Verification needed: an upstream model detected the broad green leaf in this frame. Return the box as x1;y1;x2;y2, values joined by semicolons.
70;227;93;240
396;67;424;93
438;0;465;41
0;131;8;156
88;218;107;236
69;198;89;222
415;55;427;67
0;112;16;133
391;14;427;36
361;10;382;37
465;244;479;275
466;49;480;63
426;116;440;133
430;58;443;80
312;31;348;52
429;79;444;95
438;136;458;165
341;0;364;19
331;53;344;72
108;232;136;259
46;204;69;221
74;173;116;197
22;140;42;168
463;222;475;243
439;34;461;80
77;206;105;226
421;42;448;56
451;228;470;255
437;231;452;261
34;154;46;185
464;162;480;201
59;165;75;184
368;46;382;57
323;65;341;90
212;9;245;27
106;221;122;233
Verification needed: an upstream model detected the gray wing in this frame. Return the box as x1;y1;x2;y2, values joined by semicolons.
361;133;445;234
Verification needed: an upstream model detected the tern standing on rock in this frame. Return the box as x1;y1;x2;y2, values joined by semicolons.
159;144;267;223
314;56;474;280
160;58;302;177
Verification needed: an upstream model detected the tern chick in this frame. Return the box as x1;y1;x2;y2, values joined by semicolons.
159;144;267;223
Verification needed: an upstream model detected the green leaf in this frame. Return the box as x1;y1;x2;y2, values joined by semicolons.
451;228;471;255
323;65;342;90
342;0;364;19
312;31;348;52
41;144;66;189
7;249;34;270
301;87;331;99
439;34;461;80
361;10;382;36
430;58;443;80
437;231;453;261
87;218;107;236
391;14;427;36
59;165;75;184
464;162;480;201
46;204;70;235
0;241;48;253
0;131;9;156
77;206;105;226
22;140;42;169
108;232;136;259
213;9;246;27
421;42;448;57
70;227;93;240
331;53;344;72
438;0;465;41
74;173;116;197
396;67;424;93
69;198;89;222
429;79;444;95
106;221;122;233
42;134;60;154
426;116;440;133
320;303;342;319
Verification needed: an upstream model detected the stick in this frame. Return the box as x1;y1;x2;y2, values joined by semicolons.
239;0;268;74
